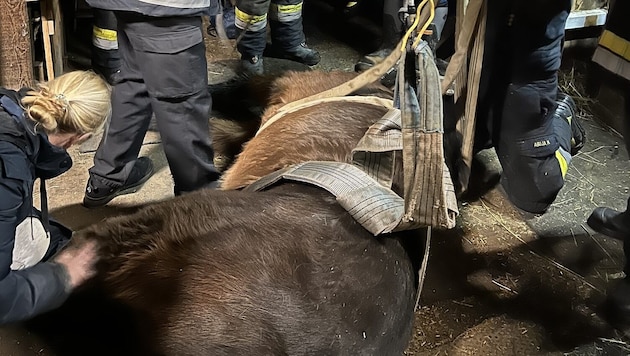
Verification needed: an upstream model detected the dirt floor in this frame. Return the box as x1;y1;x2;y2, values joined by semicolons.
2;2;630;355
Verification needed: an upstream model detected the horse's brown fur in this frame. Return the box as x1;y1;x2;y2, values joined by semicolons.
64;70;416;355
211;70;393;174
219;71;394;189
73;185;416;355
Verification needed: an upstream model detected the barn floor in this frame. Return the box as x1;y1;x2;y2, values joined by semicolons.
2;2;630;355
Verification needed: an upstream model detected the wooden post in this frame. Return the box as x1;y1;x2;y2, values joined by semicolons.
0;0;34;89
51;0;66;76
40;0;55;80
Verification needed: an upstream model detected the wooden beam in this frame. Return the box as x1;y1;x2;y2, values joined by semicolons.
51;0;66;75
40;0;55;80
0;0;34;89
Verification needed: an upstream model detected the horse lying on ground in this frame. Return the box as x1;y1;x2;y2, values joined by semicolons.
57;70;422;355
210;70;394;175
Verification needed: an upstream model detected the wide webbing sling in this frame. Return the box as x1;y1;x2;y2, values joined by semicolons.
244;161;406;235
246;43;458;235
246;0;456;312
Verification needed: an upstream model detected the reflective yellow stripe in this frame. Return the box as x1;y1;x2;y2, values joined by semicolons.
93;26;117;42
599;30;630;62
555;150;568;178
269;3;302;22
235;7;268;31
276;3;303;13
235;8;267;24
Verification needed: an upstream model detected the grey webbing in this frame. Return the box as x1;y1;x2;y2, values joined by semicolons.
351;109;403;188
395;42;458;230
244;161;405;235
245;35;458;235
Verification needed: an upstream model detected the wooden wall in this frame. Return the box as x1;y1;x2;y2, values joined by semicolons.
0;0;33;89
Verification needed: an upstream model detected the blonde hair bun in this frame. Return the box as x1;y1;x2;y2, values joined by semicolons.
21;71;112;135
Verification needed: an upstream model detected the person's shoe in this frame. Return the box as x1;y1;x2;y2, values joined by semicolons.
555;92;585;155
355;48;392;73
83;157;154;209
279;43;321;66
587;207;630;240
240;56;264;77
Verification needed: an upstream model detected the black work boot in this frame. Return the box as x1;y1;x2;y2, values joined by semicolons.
83;157;154;208
240;55;264;77
555;92;585;155
587;207;630;240
279;43;320;66
355;48;392;72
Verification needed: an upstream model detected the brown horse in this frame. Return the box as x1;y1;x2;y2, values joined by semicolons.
58;70;421;355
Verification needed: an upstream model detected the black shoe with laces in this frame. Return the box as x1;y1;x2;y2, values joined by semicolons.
355;48;392;73
266;43;320;66
83;157;154;208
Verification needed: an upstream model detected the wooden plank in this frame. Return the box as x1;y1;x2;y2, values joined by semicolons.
0;0;34;89
457;2;486;194
51;0;65;75
566;8;608;30
40;0;55;80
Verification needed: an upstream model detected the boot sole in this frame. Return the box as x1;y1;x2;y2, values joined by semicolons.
586;215;627;240
82;166;154;209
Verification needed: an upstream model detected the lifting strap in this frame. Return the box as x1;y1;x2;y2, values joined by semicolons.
246;2;458;233
395;41;458;231
244;161;405;235
246;41;458;234
440;0;487;194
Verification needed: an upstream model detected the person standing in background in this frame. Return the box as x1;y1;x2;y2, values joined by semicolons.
83;0;222;208
234;0;320;76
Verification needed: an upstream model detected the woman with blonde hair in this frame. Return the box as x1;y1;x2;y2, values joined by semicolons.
0;70;111;324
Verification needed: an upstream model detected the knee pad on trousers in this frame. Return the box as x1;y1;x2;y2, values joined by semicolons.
498;136;568;214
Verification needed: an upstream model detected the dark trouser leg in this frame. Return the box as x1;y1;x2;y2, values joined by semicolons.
89;14;153;188
269;0;305;51
235;0;270;58
149;78;219;194
123;16;219;194
495;1;571;214
91;8;120;85
497;75;572;214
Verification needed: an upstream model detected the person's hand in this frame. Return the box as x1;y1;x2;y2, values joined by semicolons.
53;240;99;290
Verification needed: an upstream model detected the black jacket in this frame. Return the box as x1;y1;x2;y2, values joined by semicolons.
0;88;72;325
